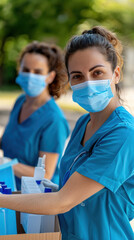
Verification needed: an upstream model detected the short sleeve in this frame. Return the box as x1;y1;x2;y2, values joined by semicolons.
39;117;70;154
77;125;134;193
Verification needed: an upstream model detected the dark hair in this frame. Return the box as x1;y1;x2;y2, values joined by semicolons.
65;26;123;99
18;41;68;99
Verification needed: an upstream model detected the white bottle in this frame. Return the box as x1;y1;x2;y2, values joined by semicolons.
34;155;46;181
21;155;46;234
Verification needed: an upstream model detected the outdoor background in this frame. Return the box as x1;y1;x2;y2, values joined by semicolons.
0;0;134;229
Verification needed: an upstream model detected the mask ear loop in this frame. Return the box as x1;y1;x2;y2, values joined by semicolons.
44;72;51;86
69;79;72;88
111;65;121;85
110;72;115;85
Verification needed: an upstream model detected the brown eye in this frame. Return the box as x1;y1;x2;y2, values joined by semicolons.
70;74;82;82
94;71;102;75
72;74;82;79
93;70;102;76
22;67;30;73
34;70;42;75
70;74;83;85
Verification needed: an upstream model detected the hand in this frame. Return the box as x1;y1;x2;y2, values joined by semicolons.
42;178;59;192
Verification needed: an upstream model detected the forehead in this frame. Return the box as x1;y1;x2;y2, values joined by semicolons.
68;47;109;72
21;53;49;69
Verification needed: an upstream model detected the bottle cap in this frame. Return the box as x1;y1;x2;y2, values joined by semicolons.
1;184;7;193
36;180;41;185
1;184;7;189
0;181;5;185
44;187;52;193
0;186;2;193
4;188;12;194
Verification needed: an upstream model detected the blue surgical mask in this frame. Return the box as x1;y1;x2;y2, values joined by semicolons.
71;78;114;112
16;72;48;97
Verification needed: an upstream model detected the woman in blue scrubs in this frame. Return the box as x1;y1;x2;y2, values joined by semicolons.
0;26;134;239
0;42;70;190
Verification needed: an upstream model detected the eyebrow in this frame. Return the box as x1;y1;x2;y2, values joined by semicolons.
22;66;43;72
69;64;105;75
89;64;105;72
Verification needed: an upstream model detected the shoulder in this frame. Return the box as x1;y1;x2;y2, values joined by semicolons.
12;94;25;111
14;94;25;104
102;106;134;134
42;98;70;134
97;107;134;147
114;106;134;132
42;98;68;122
114;106;134;125
15;94;25;103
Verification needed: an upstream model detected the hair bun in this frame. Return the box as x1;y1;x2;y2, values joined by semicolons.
82;29;97;35
82;26;123;72
83;26;123;55
51;47;58;54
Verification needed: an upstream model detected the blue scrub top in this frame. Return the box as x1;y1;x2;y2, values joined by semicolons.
1;94;70;190
59;106;134;240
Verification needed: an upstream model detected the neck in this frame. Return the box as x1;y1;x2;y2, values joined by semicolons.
26;88;51;107
89;96;121;129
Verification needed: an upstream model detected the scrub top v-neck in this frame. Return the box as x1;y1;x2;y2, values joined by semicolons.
59;106;134;240
1;94;70;190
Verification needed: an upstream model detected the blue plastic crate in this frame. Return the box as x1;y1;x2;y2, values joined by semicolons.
0;159;18;191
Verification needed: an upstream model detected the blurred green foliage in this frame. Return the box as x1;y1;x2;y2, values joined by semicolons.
0;0;134;85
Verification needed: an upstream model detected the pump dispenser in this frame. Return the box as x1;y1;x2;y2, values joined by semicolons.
34;155;46;181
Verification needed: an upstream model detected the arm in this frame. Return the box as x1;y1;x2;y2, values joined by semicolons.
0;171;104;214
13;163;35;178
40;151;59;180
13;151;59;180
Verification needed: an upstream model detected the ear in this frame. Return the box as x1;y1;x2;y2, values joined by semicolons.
114;66;120;84
46;71;56;84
